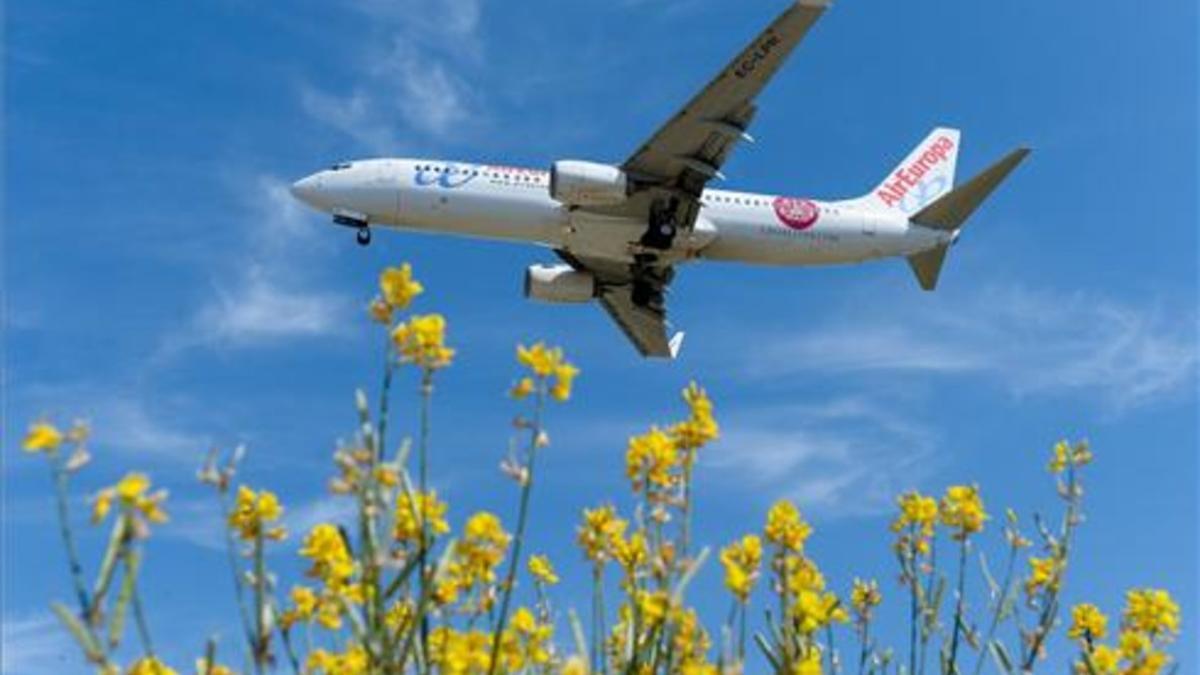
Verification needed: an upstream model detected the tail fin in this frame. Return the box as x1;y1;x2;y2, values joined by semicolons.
906;146;1032;290
853;127;962;214
910;147;1031;231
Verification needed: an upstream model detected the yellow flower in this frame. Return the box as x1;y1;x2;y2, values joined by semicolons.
625;427;678;493
392;314;454;370
939;484;987;538
1024;555;1064;597
379;263;423;310
1068;602;1109;640
507;607;553;666
790;648;823;675
453;512;510;584
612;529;648;571
785;556;827;595
719;534;762;602
23;421;64;453
793;588;849;634
527;554;559;585
393;490;450;543
576;504;627;564
672;382;719;452
127;657;178;675
892;491;939;538
764;500;812;552
1085;644;1121;674
1049;439;1093;474
550;361;579;402
1123;588;1180;637
279;585;319;629
509;376;535;400
227;485;286;542
1118;629;1151;659
300;523;355;587
517;342;562;377
635;590;670;627
850;578;883;621
92;472;168;527
306;643;368;675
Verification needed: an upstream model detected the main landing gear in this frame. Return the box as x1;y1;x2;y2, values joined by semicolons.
640;197;680;251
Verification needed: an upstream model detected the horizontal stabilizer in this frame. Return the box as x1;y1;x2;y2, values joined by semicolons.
907;243;949;291
911;147;1031;231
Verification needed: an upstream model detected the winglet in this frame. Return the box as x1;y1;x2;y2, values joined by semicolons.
668;332;686;359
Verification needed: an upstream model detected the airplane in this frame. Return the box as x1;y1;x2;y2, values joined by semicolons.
290;0;1030;358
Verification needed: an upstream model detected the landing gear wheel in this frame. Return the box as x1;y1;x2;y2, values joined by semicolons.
356;227;372;246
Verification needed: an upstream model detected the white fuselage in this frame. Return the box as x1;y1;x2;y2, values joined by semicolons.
290;158;952;267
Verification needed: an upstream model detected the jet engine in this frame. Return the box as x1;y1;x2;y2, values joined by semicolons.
524;264;596;303
549;160;629;206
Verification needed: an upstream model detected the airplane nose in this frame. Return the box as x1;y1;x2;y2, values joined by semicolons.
290;174;323;207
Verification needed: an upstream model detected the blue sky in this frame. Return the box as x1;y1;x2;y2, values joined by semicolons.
4;0;1197;672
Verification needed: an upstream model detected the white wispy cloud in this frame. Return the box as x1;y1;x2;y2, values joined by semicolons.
746;285;1197;410
299;0;483;151
704;396;938;516
1;612;78;675
163;175;349;354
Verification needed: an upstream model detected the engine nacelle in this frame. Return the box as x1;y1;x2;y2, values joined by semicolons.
524;264;596;304
549;160;629;206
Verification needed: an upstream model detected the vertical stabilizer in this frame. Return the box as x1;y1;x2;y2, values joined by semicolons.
854;128;961;215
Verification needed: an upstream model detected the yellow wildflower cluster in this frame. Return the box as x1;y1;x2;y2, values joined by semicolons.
1025;554;1065;597
227;485;286;542
625;426;678;494
719;534;762;602
670;381;719;453
392;489;450;543
92;472;168;530
513;342;579;401
527;554;559;586
1071;590;1180;675
433;512;511;611
392;313;455;370
788;557;848;634
23;421;65;453
764;499;813;553
301;523;353;583
938;484;988;539
850;578;883;623
576;504;628;565
427;608;552;673
369;263;424;324
307;643;369;675
891;490;938;555
1069;602;1109;640
1049;438;1093;474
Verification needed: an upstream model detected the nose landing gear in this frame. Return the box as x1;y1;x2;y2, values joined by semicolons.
355;227;372;246
332;210;372;247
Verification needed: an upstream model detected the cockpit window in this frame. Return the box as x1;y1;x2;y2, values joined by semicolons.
329;162;353;171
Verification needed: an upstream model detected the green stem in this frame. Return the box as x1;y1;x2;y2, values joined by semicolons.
418;369;434;672
218;490;258;669
125;547;155;657
252;528;267;672
947;537;969;674
488;386;546;674
51;454;91;620
971;544;1019;675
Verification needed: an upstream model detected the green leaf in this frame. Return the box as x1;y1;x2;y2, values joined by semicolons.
52;601;103;661
567;608;589;662
670;547;709;605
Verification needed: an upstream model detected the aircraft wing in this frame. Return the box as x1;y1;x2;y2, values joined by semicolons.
618;0;829;216
556;251;684;358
